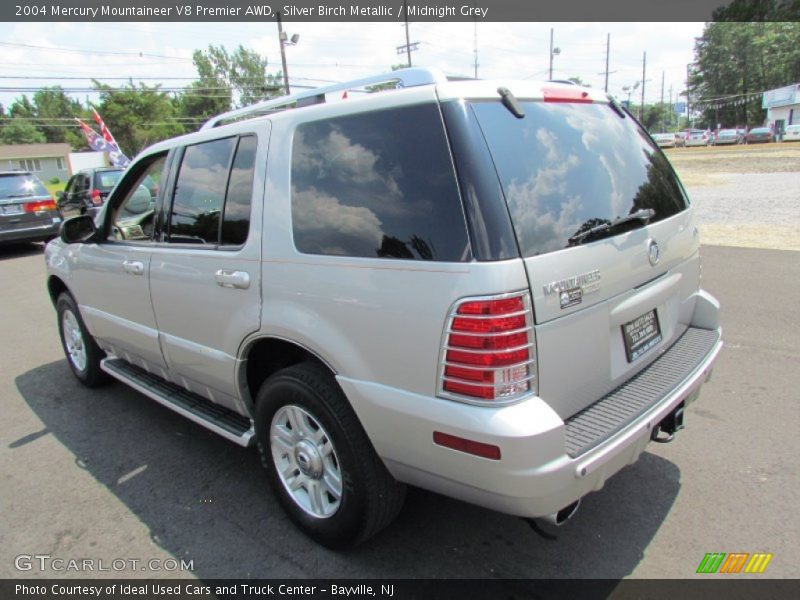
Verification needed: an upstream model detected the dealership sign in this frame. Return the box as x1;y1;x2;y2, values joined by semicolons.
762;84;800;109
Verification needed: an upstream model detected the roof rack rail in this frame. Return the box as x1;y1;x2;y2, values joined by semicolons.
201;67;449;130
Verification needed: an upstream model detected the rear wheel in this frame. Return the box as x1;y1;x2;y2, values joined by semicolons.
255;362;405;548
56;293;109;387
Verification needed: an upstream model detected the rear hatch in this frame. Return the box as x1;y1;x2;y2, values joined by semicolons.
468;92;700;418
0;173;57;232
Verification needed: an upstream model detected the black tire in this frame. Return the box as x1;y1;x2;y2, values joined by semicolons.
255;362;405;548
56;292;110;387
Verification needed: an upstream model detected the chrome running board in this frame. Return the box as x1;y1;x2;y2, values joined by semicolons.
101;358;254;447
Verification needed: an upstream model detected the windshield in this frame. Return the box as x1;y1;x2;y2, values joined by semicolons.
0;174;50;199
470;100;689;257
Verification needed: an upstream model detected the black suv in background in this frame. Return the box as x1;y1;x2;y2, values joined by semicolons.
0;171;61;245
57;167;124;219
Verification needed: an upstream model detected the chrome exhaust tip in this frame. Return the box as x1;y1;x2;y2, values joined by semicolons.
541;499;581;527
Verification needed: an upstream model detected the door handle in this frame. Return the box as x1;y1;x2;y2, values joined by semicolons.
215;269;250;289
122;260;144;276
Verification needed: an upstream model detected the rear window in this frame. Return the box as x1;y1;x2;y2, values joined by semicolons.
471;101;689;257
94;170;123;190
290;104;470;261
0;174;49;199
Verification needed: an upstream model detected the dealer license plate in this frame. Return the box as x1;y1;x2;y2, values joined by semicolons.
622;309;662;362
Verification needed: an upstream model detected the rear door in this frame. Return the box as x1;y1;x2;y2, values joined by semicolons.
149;132;263;412
470;98;700;418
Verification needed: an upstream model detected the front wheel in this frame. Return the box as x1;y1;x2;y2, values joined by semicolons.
255;363;405;548
56;293;109;387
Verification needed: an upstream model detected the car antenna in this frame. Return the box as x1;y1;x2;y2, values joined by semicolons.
497;87;525;119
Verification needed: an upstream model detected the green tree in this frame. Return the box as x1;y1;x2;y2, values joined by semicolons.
691;21;800;127
0;119;46;145
93;80;184;155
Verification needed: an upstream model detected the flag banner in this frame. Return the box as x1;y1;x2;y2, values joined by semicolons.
79;112;131;168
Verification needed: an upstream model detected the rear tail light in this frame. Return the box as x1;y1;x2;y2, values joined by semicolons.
439;291;536;404
24;199;57;213
91;189;103;205
542;87;592;104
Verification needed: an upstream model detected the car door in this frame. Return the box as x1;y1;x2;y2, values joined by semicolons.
70;154;171;373
149;132;263;412
59;174;83;218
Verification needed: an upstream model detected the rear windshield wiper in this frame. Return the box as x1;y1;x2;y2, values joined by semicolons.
568;208;655;246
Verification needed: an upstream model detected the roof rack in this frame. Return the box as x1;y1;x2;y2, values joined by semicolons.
201;67;449;130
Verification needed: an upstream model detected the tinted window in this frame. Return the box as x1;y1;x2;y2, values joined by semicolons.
170;137;236;244
471;101;689;257
291;104;469;261
221;136;256;246
0;174;49;198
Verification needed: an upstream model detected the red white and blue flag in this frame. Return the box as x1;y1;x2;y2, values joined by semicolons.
75;110;130;168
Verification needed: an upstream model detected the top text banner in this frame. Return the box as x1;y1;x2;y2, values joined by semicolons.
4;0;731;22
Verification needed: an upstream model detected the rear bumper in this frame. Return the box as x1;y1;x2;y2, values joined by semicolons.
341;298;722;519
0;218;61;244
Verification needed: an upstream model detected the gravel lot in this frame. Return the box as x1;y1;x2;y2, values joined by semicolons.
667;144;800;251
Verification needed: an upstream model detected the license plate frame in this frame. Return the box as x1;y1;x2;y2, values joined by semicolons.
622;309;662;362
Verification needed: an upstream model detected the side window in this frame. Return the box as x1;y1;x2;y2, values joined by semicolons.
110;155;167;242
64;175;78;196
290;104;470;261
221;136;256;246
168;137;236;245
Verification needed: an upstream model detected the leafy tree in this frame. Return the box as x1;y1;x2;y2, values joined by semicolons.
691;21;800;127
93;80;184;155
0;119;46;145
567;76;591;87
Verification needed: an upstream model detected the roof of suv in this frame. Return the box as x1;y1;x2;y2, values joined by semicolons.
139;68;611;159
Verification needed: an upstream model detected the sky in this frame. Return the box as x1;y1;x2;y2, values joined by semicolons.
0;20;706;110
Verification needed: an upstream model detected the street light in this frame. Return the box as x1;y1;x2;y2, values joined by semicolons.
622;81;640;107
276;13;299;95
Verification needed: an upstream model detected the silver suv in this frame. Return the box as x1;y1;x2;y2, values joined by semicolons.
45;68;722;548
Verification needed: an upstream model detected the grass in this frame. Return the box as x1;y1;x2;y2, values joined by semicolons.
44;181;66;197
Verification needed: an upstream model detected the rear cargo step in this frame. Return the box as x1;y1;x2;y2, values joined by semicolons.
564;327;721;458
101;358;254;447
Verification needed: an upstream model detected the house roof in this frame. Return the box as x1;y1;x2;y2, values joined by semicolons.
0;143;71;159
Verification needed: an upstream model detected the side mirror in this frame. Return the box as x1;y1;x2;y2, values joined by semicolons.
60;215;97;244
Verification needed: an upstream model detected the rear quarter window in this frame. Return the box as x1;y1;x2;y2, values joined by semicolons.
290;104;470;261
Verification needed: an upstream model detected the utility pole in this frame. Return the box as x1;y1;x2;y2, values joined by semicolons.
549;28;554;80
276;12;290;95
473;19;479;79
404;0;412;67
669;85;673;128
660;70;665;130
686;63;691;128
640;51;646;121
604;33;610;92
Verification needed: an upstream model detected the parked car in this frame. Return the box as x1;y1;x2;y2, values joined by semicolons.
712;129;742;145
0;171;61;245
57;167;125;219
651;132;677;148
45;69;722;548
745;127;773;144
782;124;800;142
685;129;711;147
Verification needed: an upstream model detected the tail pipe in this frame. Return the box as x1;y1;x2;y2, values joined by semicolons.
541;499;581;527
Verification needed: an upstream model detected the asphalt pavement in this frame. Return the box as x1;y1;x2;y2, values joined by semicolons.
0;242;798;579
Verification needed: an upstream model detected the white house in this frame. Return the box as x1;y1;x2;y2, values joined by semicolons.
762;83;800;134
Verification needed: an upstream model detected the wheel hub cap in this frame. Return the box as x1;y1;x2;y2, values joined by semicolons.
270;404;343;519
